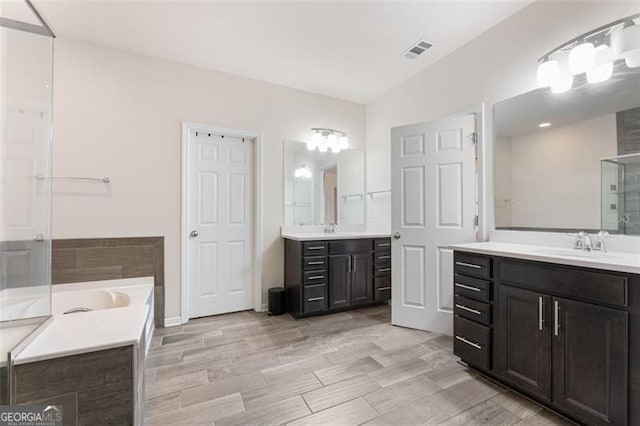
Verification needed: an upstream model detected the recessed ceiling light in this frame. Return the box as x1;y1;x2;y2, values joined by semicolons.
538;122;551;128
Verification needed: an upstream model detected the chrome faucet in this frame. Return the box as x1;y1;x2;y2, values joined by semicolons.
570;230;612;252
324;223;336;234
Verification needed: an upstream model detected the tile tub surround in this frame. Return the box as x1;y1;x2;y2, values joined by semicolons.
52;237;164;328
143;306;571;425
14;346;134;426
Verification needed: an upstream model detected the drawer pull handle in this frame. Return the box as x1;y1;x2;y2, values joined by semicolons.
378;286;391;291
307;297;324;302
378;255;391;259
308;261;324;265
539;297;544;331
455;304;482;315
308;246;325;250
554;300;560;336
455;336;481;350
378;243;391;247
455;261;482;269
378;267;391;272
455;283;481;292
308;275;324;280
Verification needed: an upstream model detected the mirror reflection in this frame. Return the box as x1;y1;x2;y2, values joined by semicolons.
494;67;640;234
284;140;365;226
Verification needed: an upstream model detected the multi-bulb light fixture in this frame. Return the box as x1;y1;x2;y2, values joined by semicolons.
306;128;349;153
537;13;640;93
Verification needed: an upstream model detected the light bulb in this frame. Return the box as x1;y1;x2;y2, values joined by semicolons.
330;144;341;153
611;23;640;59
339;136;349;150
536;60;560;88
307;140;316;150
551;74;573;94
318;138;328;152
327;133;337;149
586;45;614;84
626;52;640;68
568;42;595;75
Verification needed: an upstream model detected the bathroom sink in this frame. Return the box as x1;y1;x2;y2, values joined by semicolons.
531;248;621;260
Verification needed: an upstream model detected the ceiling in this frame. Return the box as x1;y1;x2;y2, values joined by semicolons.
33;1;531;103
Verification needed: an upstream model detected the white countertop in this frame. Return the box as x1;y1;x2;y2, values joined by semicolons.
14;304;148;364
281;231;391;241
449;242;640;274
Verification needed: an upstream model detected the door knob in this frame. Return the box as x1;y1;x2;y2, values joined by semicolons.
393;232;401;240
190;230;199;238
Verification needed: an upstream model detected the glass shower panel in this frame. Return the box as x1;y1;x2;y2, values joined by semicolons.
601;153;640;235
0;0;54;404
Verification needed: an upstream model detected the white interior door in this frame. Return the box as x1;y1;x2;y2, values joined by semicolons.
187;130;254;319
391;114;477;335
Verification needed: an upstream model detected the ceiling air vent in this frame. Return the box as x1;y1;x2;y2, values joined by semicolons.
402;39;434;59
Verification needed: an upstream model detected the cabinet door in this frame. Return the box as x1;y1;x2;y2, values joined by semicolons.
497;285;552;401
552;298;628;426
351;253;372;305
328;255;350;310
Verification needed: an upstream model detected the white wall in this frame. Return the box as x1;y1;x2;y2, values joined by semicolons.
52;38;365;321
508;114;617;229
365;1;640;236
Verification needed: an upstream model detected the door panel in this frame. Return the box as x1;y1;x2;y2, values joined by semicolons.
552;298;628;425
188;131;253;318
391;114;476;334
497;285;552;401
351;253;371;305
328;255;350;310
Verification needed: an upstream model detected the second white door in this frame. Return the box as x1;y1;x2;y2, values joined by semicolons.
187;130;254;319
391;113;477;335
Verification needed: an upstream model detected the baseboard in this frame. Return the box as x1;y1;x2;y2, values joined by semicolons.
259;303;268;312
164;316;182;327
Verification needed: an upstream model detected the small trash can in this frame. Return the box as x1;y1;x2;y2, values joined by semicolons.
268;287;286;316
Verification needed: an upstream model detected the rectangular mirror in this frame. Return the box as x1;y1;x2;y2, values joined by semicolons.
494;67;640;234
284;140;365;226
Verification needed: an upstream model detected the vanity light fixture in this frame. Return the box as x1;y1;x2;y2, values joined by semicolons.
538;122;551;128
537;13;640;92
294;165;312;179
307;128;348;153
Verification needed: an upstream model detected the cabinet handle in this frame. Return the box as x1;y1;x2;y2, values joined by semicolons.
538;297;544;331
308;261;324;265
378;243;391;247
307;297;324;302
455;335;481;350
455;304;481;315
554;300;560;336
455;261;482;269
348;256;352;272
353;255;357;273
378;267;391;272
455;283;481;292
378;286;391;291
308;246;324;250
378;255;391;260
308;275;324;280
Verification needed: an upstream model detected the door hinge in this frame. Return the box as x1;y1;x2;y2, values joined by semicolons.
471;132;479;145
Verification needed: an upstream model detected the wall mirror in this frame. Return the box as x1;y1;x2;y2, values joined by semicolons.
283;140;365;226
494;66;640;234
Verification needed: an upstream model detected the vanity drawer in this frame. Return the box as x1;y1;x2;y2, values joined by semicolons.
374;276;391;301
303;242;327;256
454;315;490;370
329;239;371;254
303;256;326;270
373;238;391;252
374;264;391;277
454;295;491;325
303;284;327;314
303;270;327;285
373;252;392;263
499;259;628;307
454;274;492;302
455;252;492;279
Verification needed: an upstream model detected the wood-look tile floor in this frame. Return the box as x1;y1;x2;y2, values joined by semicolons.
144;305;571;425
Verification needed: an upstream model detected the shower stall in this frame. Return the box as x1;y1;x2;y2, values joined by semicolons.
0;0;54;403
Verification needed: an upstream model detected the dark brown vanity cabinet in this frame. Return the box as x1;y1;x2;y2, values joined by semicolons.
285;238;389;318
454;251;638;426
